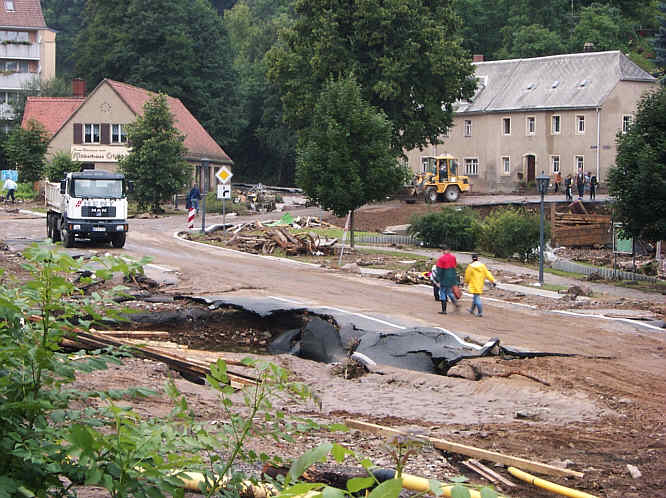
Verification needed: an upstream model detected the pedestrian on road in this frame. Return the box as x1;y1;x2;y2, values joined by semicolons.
553;171;561;193
464;254;496;318
188;184;201;213
576;170;585;199
429;264;440;301
435;244;459;314
589;173;598;200
2;178;17;203
564;175;573;201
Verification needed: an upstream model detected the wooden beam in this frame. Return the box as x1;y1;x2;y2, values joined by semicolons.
345;419;583;478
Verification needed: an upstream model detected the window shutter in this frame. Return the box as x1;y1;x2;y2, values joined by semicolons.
73;123;82;144
101;123;110;144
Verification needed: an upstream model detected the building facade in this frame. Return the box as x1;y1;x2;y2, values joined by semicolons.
0;0;55;128
405;51;658;193
22;79;232;189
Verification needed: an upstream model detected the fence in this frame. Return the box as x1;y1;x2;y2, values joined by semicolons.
353;234;419;246
552;259;659;283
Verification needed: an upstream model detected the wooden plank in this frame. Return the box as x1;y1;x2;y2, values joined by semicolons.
468;459;516;488
97;330;170;339
345;419;583;478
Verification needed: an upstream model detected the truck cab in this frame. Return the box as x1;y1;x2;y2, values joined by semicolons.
46;170;131;248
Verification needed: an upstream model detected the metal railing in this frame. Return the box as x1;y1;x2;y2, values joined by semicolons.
353;234;419;246
552;259;658;283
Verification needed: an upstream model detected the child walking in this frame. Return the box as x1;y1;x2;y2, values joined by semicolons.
464;254;496;317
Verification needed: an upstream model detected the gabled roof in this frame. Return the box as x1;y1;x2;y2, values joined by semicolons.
104;79;231;163
455;51;657;114
0;0;47;29
22;79;232;164
22;97;85;135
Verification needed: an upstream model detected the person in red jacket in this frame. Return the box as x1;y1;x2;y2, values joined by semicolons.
435;245;459;314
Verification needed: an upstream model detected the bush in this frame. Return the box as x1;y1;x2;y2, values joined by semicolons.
15;182;37;200
408;207;480;250
479;207;548;261
45;150;80;181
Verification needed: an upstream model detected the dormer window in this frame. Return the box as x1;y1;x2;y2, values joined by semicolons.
4;1;14;12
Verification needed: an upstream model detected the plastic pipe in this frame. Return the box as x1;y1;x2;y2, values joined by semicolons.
372;469;489;498
508;467;598;498
177;472;275;497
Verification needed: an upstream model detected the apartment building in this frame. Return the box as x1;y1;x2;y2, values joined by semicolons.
405;51;658;193
0;0;55;128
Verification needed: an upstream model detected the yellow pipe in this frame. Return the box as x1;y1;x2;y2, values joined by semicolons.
508;467;597;498
398;473;490;498
177;471;275;497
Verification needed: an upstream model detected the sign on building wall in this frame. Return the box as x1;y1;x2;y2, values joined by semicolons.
1;170;18;182
71;145;130;163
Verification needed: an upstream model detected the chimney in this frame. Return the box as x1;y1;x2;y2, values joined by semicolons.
473;54;484;63
583;42;595;53
72;78;86;98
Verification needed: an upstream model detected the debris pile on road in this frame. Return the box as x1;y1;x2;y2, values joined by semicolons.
380;269;430;285
226;227;338;256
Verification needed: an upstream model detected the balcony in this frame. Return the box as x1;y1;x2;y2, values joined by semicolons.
0;102;15;120
0;72;39;90
0;42;40;60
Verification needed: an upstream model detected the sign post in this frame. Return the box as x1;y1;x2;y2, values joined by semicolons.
215;166;233;239
200;159;210;233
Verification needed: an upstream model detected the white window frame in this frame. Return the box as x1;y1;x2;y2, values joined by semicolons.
551;115;561;135
575;155;584;172
4;1;15;12
576;115;585;134
551;155;560;173
84;123;101;144
464;157;479;176
502;117;511;135
111;123;127;144
526;116;536;136
501;156;511;176
464;119;472;137
622;115;633;134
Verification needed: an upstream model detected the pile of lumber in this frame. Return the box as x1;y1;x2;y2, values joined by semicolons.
226;216;336;233
551;203;611;247
382;270;430;285
229;227;337;256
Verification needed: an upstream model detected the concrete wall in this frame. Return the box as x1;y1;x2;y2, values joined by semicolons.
38;29;56;82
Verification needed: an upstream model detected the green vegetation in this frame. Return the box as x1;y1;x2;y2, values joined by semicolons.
3;120;49;183
120;94;191;213
408;207;480;250
203;192;249;215
45;150;80;182
14;182;39;201
608;86;666;242
479;207;548;262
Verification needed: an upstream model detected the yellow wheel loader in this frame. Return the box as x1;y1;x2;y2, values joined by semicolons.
405;155;471;203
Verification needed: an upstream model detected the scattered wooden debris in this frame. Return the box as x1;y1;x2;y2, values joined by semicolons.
345;419;584;478
381;270;430;285
463;459;516;488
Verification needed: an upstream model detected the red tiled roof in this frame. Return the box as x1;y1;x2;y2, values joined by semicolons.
106;79;231;163
22;97;84;136
0;0;47;28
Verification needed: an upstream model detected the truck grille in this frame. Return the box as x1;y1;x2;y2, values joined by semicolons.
81;206;116;217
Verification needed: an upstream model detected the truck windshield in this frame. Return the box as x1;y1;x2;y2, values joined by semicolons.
73;179;123;199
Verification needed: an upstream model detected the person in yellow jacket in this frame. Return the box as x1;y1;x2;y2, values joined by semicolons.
464;254;496;317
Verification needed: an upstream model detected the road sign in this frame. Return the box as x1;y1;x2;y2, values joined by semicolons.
217;184;231;200
215;166;233;184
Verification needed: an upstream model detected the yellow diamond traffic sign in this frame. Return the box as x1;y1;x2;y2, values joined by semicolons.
215;166;233;184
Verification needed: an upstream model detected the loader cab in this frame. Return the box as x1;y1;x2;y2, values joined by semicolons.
422;155;458;183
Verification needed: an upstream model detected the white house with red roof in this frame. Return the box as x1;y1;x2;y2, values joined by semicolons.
22;78;233;190
0;0;55;127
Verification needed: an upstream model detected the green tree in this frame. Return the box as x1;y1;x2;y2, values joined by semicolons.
119;94;191;213
655;1;666;79
41;0;86;76
75;0;242;152
505;24;565;58
608;87;666;241
224;0;297;185
570;3;630;53
45;150;80;181
296;75;406;245
3;119;49;183
13;76;72;129
268;0;476;156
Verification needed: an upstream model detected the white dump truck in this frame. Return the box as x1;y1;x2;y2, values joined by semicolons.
46;170;131;248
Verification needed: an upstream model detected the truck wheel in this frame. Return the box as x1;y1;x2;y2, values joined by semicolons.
52;216;61;242
444;186;460;202
425;188;438;204
111;233;126;248
46;215;52;240
61;224;74;248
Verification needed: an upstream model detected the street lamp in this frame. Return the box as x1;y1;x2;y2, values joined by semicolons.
200;158;210;233
536;171;550;285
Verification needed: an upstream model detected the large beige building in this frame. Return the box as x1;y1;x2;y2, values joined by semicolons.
0;0;55;129
405;51;658;193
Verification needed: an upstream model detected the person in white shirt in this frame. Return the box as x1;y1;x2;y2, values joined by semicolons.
2;178;17;203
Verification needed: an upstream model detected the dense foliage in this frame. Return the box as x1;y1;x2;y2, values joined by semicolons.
296;75;407;242
45;150;80;182
119;94;191;213
268;0;476;156
478;207;548;261
608;87;666;241
655;2;666;79
408;207;480;251
3;119;49;183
